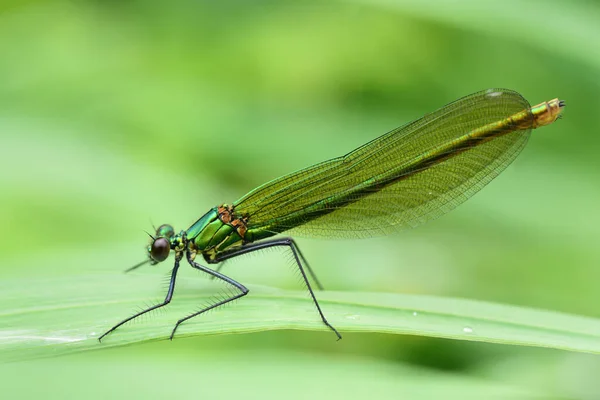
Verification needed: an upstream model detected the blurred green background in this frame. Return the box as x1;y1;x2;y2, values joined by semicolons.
1;0;599;398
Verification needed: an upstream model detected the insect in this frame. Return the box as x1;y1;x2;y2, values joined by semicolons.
99;88;565;342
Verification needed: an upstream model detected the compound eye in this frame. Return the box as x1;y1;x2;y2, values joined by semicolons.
156;224;175;238
150;237;170;262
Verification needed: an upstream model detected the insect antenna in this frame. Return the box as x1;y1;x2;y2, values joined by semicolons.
124;259;151;273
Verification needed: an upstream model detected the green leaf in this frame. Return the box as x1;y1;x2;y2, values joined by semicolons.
2;273;600;362
0;345;552;399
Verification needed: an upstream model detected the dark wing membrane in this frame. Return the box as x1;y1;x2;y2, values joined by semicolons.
233;89;531;239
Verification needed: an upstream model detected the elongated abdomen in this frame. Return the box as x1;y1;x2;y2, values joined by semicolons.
235;89;564;239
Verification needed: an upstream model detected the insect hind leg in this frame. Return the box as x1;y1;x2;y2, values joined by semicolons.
211;238;340;340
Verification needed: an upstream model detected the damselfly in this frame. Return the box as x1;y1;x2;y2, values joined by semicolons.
99;88;565;342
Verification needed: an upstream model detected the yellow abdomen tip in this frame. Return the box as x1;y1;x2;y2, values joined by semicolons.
531;98;565;128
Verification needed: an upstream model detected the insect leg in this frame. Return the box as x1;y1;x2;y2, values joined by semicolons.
98;252;183;342
290;238;324;291
170;251;248;340
207;260;227;281
205;239;325;290
211;238;341;340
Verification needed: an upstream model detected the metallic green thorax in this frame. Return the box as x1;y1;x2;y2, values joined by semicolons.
181;205;254;260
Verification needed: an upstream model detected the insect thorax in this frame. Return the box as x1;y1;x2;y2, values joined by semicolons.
187;204;248;259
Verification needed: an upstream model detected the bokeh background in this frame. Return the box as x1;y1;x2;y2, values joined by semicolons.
1;0;599;398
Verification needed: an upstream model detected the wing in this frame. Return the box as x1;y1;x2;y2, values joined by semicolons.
233;88;532;239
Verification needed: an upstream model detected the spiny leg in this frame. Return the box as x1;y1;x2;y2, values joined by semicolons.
170;251;249;340
99;253;183;342
206;238;325;291
208;260;227;279
209;237;341;340
291;239;324;290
